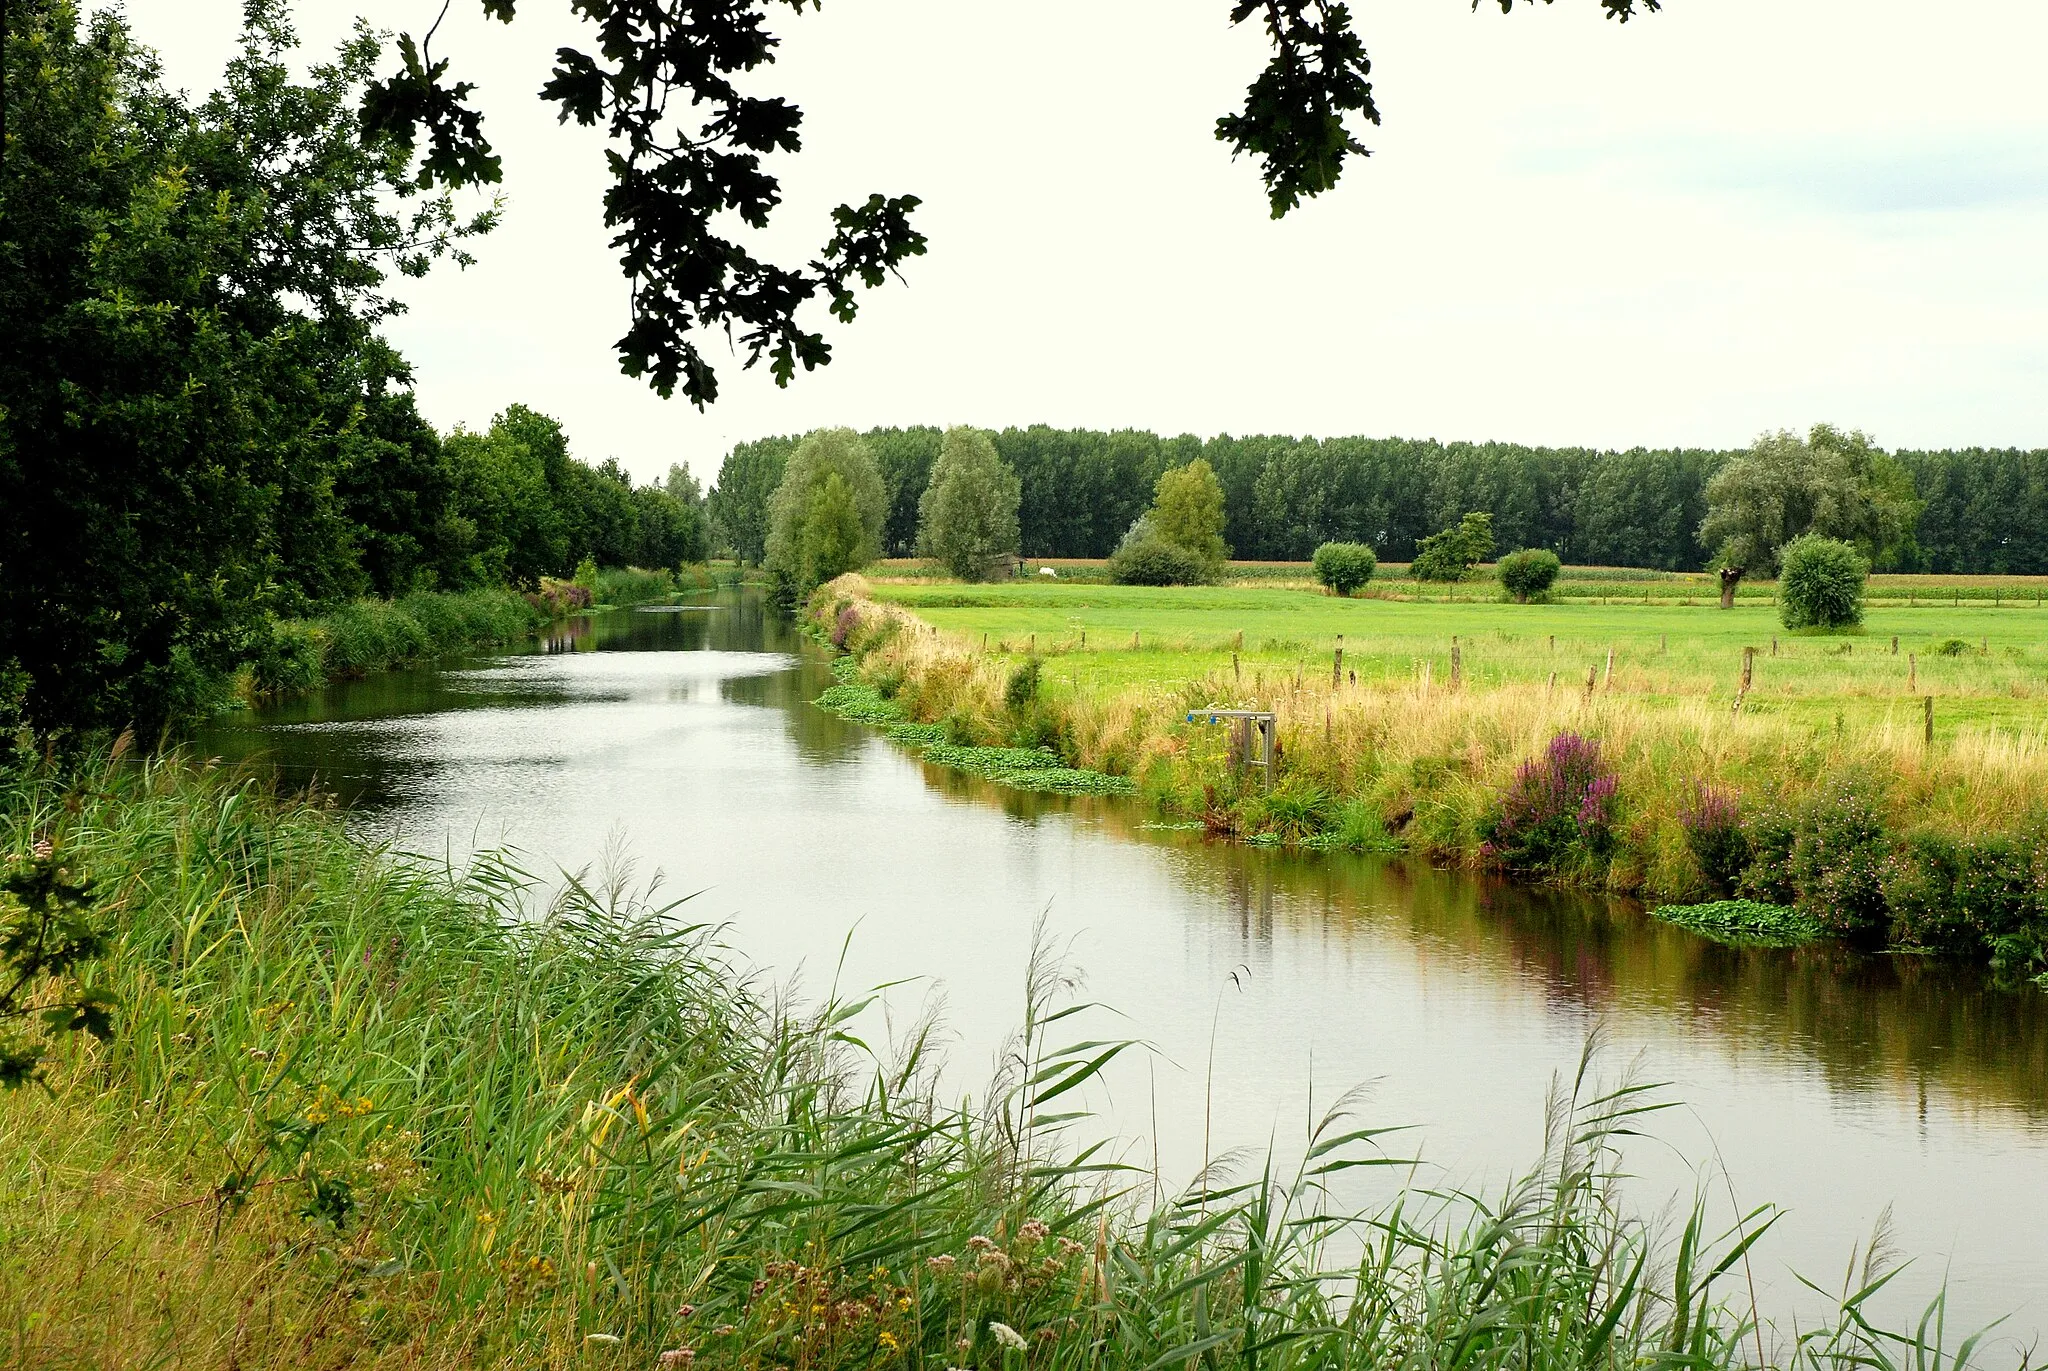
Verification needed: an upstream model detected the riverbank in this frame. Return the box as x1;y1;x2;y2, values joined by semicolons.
811;577;2048;978
0;753;1993;1368
242;566;740;702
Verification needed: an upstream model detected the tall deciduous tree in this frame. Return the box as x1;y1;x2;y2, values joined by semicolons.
1150;459;1231;572
916;428;1021;582
710;437;794;564
0;0;487;738
1698;425;1919;607
763;429;886;606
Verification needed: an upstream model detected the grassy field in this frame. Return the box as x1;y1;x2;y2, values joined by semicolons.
866;581;2048;736
2;755;1986;1368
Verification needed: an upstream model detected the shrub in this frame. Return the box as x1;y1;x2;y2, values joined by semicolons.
1148;459;1230;572
1931;637;1970;657
1785;779;1892;938
1679;784;1750;895
1410;512;1494;583
1481;733;1618;873
1109;534;1211;586
1311;542;1377;596
1884;832;2048;966
1735;809;1797;904
1496;548;1562;604
250;620;325;696
1004;657;1041;711
1778;534;1867;630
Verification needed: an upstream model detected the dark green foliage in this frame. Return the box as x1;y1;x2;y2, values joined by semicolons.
1410;512;1495;582
1108;535;1213;586
1778;535;1869;630
0;1;483;737
1883;832;2048;973
1311;541;1377;595
709;437;794;564
251;591;541;693
1496;548;1562;603
1650;900;1820;948
1;843;115;1088
867;426;942;557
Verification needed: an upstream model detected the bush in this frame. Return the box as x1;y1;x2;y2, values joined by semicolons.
1884;832;2048;966
1109;535;1211;586
249;620;324;696
1004;657;1041;711
1481;733;1618;873
1778;534;1867;630
830;603;860;651
1679;783;1749;895
1311;542;1377;596
1410;512;1494;583
1496;548;1561;604
1785;779;1892;938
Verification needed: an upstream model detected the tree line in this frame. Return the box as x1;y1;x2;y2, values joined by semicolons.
713;427;2048;575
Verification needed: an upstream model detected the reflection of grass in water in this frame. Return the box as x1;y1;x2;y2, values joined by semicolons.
815;669;1133;797
1652;899;1823;948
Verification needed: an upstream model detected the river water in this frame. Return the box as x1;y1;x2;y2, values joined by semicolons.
195;590;2048;1350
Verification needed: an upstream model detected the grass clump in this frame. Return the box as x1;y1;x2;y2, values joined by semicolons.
1651;899;1824;947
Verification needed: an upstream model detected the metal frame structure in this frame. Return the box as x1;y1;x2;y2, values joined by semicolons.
1185;708;1277;784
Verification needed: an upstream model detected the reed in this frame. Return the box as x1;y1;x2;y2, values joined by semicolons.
0;755;2004;1368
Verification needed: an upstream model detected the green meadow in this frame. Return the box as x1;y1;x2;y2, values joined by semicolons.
867;580;2048;737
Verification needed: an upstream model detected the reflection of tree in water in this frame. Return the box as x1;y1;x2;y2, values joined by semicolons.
1072;806;2048;1123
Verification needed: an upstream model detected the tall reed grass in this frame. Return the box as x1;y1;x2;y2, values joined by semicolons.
0;755;2005;1368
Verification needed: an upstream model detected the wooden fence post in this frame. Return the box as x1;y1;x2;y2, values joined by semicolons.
1908;652;1917;691
1891;635;1897;655
1233;652;1240;683
1741;646;1755;692
1924;695;1934;744
1132;631;1140;651
1451;637;1462;689
1603;646;1615;690
1332;634;1344;687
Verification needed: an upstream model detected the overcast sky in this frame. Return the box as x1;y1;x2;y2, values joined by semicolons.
135;1;2048;486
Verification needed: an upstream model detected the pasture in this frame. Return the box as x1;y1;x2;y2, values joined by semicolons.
866;579;2048;738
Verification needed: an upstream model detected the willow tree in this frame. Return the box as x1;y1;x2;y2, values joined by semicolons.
917;428;1021;582
1698;425;1919;608
763;429;886;606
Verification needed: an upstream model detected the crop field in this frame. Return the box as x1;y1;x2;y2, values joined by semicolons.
867;580;2048;737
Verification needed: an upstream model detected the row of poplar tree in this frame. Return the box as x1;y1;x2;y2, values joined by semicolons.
710;426;2048;574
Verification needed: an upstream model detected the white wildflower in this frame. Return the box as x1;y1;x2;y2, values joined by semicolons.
990;1322;1028;1352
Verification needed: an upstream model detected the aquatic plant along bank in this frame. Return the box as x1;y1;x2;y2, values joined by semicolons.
0;752;2012;1368
811;577;2048;976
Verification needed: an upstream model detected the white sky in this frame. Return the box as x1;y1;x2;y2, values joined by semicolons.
135;1;2048;486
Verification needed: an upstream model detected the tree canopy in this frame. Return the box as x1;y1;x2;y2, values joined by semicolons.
359;0;1660;407
763;429;886;605
1697;425;1919;603
916;429;1022;582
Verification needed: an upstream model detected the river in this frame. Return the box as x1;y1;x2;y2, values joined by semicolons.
195;589;2048;1351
